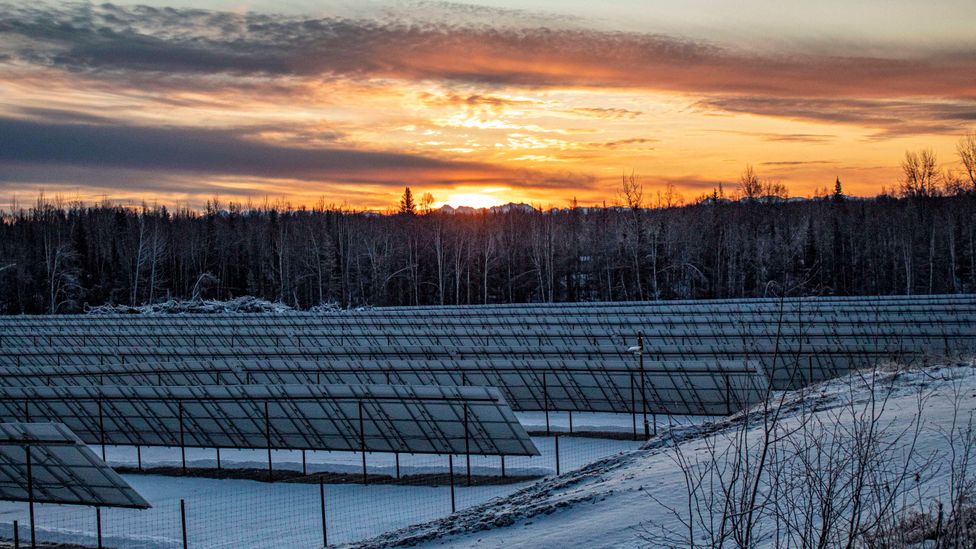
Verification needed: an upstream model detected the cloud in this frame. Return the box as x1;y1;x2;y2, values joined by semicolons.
698;96;976;137
0;116;593;192
2;2;975;103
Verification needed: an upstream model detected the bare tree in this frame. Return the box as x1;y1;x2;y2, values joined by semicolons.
901;149;940;198
958;131;976;192
739;165;763;200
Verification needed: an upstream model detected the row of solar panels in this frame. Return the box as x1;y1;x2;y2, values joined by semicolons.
0;422;150;509
0;384;538;456
3;331;972;350
0;358;766;415
0;344;942;389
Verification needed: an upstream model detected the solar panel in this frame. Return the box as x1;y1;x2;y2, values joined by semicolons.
0;422;150;509
0;358;767;415
0;384;539;457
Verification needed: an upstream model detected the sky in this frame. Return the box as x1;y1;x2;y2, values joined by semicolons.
1;1;975;210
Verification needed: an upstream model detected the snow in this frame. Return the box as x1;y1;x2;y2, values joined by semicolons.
350;359;976;548
0;433;640;548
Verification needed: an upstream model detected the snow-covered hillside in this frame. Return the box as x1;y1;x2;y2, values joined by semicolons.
352;359;976;548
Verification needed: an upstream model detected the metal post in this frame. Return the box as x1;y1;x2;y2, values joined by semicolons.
463;404;471;486
25;445;36;549
555;434;560;476
725;373;732;416
98;399;106;461
137;446;142;471
12;520;18;549
178;403;186;474
448;454;456;513
96;507;103;549
639;333;649;439
630;375;637;441
319;480;328;547
568;411;573;434
543;373;550;435
180;499;188;549
265;401;273;482
216;448;221;470
359;401;367;485
395;453;400;479
500;455;506;478
302;450;307;476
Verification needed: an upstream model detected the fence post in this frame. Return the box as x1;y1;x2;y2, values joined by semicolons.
25;445;35;549
96;506;103;549
319;480;328;548
180;499;188;549
12;520;18;549
448;454;456;513
555;433;561;476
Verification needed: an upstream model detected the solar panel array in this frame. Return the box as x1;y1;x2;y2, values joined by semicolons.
0;422;150;509
0;294;970;426
0;384;539;456
0;358;766;415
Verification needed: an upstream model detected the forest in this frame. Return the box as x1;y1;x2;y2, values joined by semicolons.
1;150;975;314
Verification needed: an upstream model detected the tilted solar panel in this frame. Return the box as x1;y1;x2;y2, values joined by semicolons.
0;384;539;457
0;422;150;509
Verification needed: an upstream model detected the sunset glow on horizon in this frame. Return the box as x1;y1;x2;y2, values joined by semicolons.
1;1;975;210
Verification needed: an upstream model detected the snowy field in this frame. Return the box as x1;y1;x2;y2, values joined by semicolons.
353;359;976;548
0;413;685;548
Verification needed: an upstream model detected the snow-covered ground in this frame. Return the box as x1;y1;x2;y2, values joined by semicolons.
351;359;976;548
0;429;645;548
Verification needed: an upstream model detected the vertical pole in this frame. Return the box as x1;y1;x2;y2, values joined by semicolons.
137;446;142;471
555;434;560;476
500;455;506;479
639;333;648;440
543;373;550;436
98;399;106;461
265;401;273;482
178;402;186;474
463;404;471;486
568;411;573;434
12;520;18;549
359;401;367;485
395;453;400;480
96;507;103;549
630;375;637;441
725;374;732;416
653;414;657;436
26;445;35;549
302;450;307;476
319;480;328;548
180;499;188;549
448;454;456;513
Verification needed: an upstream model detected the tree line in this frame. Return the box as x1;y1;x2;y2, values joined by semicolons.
1;141;975;314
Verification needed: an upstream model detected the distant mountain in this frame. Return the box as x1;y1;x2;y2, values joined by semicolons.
437;202;536;214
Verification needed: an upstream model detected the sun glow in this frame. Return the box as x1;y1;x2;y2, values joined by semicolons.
437;190;508;209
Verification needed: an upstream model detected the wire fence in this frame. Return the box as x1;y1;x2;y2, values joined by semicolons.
0;416;650;549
